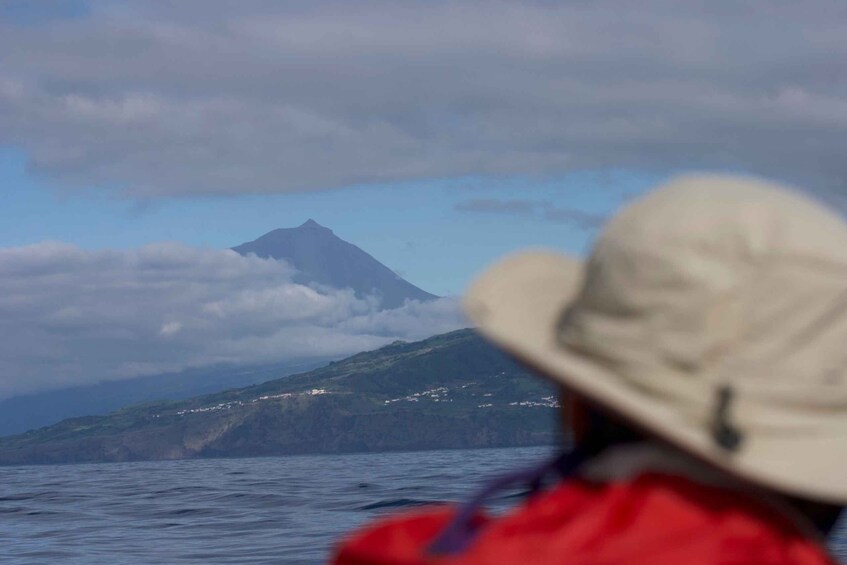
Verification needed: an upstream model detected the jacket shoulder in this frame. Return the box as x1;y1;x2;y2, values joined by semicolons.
332;475;835;565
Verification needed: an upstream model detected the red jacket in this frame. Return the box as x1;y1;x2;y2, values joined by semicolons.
332;472;835;565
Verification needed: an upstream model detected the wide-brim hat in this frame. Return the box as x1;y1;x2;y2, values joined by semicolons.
464;175;847;504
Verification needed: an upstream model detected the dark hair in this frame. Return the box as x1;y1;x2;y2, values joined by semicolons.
577;404;644;456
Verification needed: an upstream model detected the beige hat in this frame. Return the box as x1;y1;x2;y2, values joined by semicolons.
464;175;847;504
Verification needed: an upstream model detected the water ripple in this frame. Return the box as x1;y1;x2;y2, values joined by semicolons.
1;446;845;564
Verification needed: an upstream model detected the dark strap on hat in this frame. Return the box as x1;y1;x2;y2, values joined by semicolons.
428;447;587;556
712;386;744;451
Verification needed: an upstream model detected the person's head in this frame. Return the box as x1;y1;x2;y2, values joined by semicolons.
464;174;847;512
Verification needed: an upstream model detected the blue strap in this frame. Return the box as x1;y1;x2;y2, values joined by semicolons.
428;448;587;556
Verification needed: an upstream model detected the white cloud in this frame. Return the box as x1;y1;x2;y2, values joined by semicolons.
0;242;463;400
159;321;182;336
0;1;845;197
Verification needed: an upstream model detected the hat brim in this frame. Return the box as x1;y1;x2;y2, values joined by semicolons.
464;250;847;504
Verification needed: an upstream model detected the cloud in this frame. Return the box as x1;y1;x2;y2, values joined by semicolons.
454;199;539;216
0;242;464;400
541;207;605;230
0;1;845;197
455;198;605;230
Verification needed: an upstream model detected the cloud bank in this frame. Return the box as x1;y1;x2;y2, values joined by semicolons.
455;199;605;229
0;242;463;400
1;1;845;196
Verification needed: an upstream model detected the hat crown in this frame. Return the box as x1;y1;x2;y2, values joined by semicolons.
561;175;847;404
463;174;847;501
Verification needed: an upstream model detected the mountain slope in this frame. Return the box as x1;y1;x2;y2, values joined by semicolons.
0;359;329;437
232;220;437;309
0;222;429;437
0;330;561;465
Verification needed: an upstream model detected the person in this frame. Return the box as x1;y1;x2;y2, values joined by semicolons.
331;175;846;564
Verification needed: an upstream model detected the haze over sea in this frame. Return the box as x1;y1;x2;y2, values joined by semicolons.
2;446;846;564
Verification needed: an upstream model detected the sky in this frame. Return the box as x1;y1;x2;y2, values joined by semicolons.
1;0;846;398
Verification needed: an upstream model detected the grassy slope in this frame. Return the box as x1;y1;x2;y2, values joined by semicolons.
0;329;561;465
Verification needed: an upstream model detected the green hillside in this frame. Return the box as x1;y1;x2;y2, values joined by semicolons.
0;329;562;465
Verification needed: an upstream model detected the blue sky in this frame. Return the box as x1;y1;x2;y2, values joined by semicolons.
0;0;91;25
1;0;844;397
0;147;660;296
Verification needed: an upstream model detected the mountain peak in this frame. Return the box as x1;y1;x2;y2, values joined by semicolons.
232;222;439;309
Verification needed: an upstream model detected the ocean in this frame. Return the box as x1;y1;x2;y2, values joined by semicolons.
2;446;845;564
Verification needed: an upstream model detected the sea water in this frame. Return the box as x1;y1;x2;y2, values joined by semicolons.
1;446;845;564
